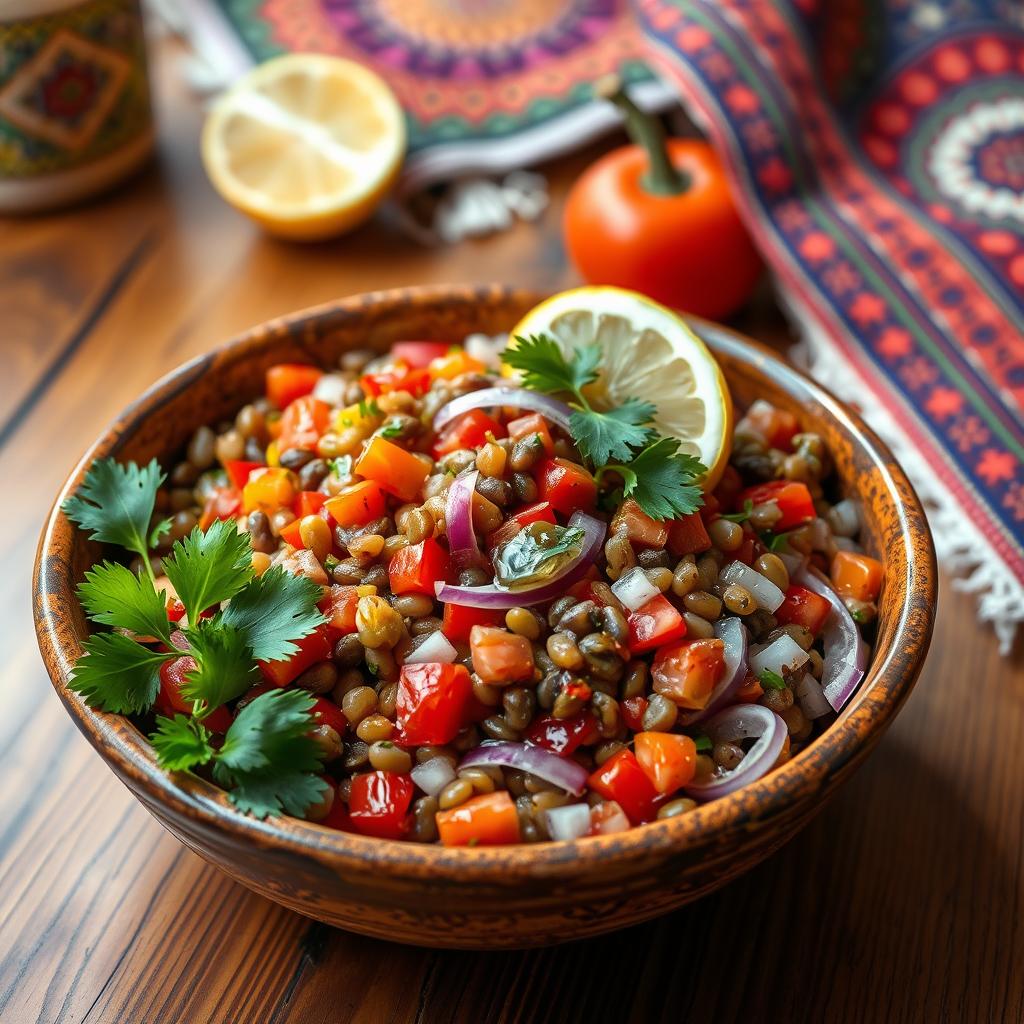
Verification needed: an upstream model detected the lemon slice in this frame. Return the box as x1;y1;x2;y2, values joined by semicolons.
201;55;406;240
509;286;733;489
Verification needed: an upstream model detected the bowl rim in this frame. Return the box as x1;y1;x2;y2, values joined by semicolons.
34;283;936;881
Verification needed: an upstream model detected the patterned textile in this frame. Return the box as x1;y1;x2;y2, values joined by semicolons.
635;0;1024;651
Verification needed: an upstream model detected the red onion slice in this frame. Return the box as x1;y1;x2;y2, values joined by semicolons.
435;511;606;609
679;616;749;726
684;704;787;801
433;387;572;433
445;469;487;573
459;740;588;796
795;566;866;712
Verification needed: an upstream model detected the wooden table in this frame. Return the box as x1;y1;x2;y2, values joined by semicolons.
3;39;1021;1024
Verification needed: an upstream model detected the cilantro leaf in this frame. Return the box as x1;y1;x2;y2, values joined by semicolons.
163;519;253;622
213;689;327;818
569;400;655;465
219;565;325;663
722;500;754;524
760;669;787;690
694;734;712;753
604;437;706;521
150;714;215;771
76;561;172;645
181;619;258;710
379;418;405;439
68;632;172;713
63;458;164;567
149;517;172;550
503;334;598;395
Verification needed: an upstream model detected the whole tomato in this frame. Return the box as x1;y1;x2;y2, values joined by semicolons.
563;82;762;320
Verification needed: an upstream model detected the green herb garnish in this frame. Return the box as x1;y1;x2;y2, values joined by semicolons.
759;669;786;690
357;397;381;419
379;418;405;439
721;499;754;524
328;454;353;479
694;734;713;753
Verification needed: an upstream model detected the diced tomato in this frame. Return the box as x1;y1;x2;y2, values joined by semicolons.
309;696;347;736
243;467;296;515
279;518;304;548
436;791;521;846
619;695;648;732
279;396;331;452
634;732;697;794
536;458;597;516
396;662;473;745
587;749;661;824
320;797;352;832
266;364;322;410
441;603;504;642
611;498;669;549
432;409;506;458
360;361;432;399
506;413;554;455
355;436;430;503
319;585;361;634
775;584;833;634
830;551;883;602
744;399;800;451
469;625;535;684
389;537;450;596
166;598;186;624
738;480;815;531
667;512;711;556
391;341;452;368
711;465;744;513
627;594;687;654
294;490;328;518
348;771;414;840
588;800;631;835
523;712;598;755
157;655;232;733
651;638;726;710
225;460;264;491
258;624;334;687
324;480;387;527
198;486;241;531
735;671;764;703
486;501;557;551
428;350;485;380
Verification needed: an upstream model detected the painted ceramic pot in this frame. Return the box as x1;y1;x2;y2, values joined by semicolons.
34;284;936;949
0;0;153;212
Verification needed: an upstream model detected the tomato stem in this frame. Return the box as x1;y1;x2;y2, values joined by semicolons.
595;75;688;197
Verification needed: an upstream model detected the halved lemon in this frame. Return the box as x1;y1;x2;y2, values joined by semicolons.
508;286;733;489
201;55;406;241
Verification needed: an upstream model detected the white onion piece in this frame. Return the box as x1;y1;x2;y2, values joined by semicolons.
748;634;809;677
810;517;833;553
719;560;785;611
777;549;807;577
433;386;572;434
460;741;588;795
684;705;787;801
826;498;861;538
463;332;507;369
794;673;831;720
833;536;861;553
404;631;458;665
795;566;866;712
611;566;660;612
410;757;456;796
311;373;349;406
544;804;592;842
679;616;749;726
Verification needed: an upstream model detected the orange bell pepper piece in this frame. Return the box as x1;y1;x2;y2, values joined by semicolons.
830;551;883;602
242;467;296;515
354;436;429;503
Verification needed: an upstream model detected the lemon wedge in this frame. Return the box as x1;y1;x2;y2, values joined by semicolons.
201;55;406;240
508;286;733;490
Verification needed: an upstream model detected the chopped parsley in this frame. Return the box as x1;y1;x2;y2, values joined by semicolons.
379;418;406;439
759;669;787;690
693;734;713;753
721;499;754;524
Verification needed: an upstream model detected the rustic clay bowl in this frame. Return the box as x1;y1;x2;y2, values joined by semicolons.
34;284;935;949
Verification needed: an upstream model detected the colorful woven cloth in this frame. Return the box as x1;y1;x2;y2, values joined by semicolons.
635;0;1024;650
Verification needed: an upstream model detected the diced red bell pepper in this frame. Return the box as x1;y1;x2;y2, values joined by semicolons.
587;749;661;824
389;537;450;596
523;712;599;756
279;518;304;549
309;696;347;736
320;797;353;832
279;396;332;452
775;584;833;634
396;662;473;745
361;363;432;399
266;364;322;410
486;501;558;551
391;341;452;368
258;624;334;687
536;458;597;516
611;499;669;549
441;603;504;643
348;771;414;839
225;460;264;491
294;490;328;518
436;791;521;847
627;594;687;655
667;512;711;556
651;638;726;710
506;413;554;455
619;695;648;732
738;480;816;531
324;480;387;527
157;655;232;733
432;408;507;458
198;486;241;531
319;585;361;634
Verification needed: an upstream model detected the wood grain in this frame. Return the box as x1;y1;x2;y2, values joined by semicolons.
2;35;1021;1024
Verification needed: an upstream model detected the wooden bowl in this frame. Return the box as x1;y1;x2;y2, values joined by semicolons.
34;284;936;949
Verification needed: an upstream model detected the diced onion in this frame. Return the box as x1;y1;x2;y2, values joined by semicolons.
810;517;833;553
720;560;785;611
748;633;809;677
611;566;660;612
410;757;456;796
403;631;458;665
777;549;807;577
543;803;592;842
793;673;832;720
827;498;861;538
311;373;349;406
463;332;507;369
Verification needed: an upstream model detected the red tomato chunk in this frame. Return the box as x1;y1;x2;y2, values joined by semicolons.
738;480;815;531
389;537;450;596
775;584;832;634
469;625;535;684
397;662;473;745
627;595;687;654
348;771;414;839
587;749;661;824
536;458;597;516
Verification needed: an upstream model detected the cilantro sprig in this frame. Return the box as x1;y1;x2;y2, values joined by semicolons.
502;334;706;520
63;457;330;819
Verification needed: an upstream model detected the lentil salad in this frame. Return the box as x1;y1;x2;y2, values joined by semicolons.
64;293;883;846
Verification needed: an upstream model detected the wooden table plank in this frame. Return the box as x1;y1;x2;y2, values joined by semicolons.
2;35;1021;1024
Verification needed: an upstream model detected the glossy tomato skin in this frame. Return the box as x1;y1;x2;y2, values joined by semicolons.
432;409;506;458
258;624;334;687
388;537;450;596
348;771;414;839
524;712;599;755
587;749;661;824
396;662;473;745
627;594;687;654
536;458;597;516
157;655;233;733
775;584;832;635
563;139;762;319
441;603;505;643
